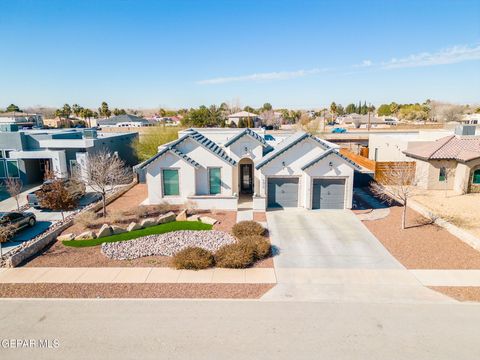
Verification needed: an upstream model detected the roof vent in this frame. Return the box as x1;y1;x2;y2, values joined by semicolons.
455;125;475;136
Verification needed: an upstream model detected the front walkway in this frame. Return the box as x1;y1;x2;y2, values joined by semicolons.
237;194;253;222
0;267;276;284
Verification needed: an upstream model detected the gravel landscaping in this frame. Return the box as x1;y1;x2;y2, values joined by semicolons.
0;283;274;299
361;204;480;269
430;287;480;302
102;230;237;260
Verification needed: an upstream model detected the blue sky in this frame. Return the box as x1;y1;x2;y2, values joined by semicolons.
1;0;479;109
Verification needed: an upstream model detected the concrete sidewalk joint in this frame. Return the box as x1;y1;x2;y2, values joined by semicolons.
0;267;277;284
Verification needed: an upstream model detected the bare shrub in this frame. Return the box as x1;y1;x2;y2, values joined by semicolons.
238;235;271;260
172;247;214;270
215;243;255;268
232;221;265;238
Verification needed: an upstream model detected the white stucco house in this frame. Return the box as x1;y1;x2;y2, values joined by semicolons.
136;128;360;211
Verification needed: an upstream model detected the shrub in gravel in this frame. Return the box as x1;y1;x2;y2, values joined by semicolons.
231;221;265;239
215;243;255;268
238;235;271;260
75;211;97;228
172;247;214;270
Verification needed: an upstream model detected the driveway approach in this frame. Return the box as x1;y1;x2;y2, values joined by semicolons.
267;209;402;269
263;209;451;303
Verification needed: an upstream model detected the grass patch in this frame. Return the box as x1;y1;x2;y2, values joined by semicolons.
62;221;212;248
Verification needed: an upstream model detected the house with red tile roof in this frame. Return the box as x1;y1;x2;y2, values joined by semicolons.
403;130;480;194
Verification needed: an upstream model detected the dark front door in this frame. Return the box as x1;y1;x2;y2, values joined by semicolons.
240;164;253;193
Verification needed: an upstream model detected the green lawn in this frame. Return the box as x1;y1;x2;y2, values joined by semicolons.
62;221;213;248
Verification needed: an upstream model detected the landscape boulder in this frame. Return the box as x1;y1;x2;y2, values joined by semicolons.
199;216;218;225
156;212;176;225
75;231;96;240
187;214;200;222
111;225;127;235
176;209;188;221
57;233;75;241
140;218;156;228
127;222;142;232
97;224;113;238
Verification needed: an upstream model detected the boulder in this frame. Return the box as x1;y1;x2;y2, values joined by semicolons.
140;218;156;228
57;233;75;241
199;216;218;225
187;214;200;222
111;225;127;234
75;231;96;240
97;224;112;238
156;212;176;225
127;222;142;232
176;209;187;221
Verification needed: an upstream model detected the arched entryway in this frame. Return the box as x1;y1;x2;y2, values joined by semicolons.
238;157;254;195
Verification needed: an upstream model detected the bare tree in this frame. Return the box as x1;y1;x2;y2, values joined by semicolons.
4;178;23;211
370;164;420;229
440;105;464;123
79;149;132;217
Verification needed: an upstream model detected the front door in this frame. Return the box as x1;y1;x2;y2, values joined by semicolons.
240;164;253;193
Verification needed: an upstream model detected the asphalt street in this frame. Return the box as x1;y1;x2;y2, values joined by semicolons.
0;299;479;360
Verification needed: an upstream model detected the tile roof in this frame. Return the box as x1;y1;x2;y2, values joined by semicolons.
404;135;480;162
224;128;271;149
135;145;200;170
256;132;332;169
301;148;361;170
173;129;237;165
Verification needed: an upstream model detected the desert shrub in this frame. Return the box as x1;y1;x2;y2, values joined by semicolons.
239;235;271;260
232;221;265;238
130;206;150;220
172;247;214;270
215;243;255;268
75;211;98;228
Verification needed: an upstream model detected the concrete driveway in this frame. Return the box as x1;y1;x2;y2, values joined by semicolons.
267;209;402;269
263;209;452;303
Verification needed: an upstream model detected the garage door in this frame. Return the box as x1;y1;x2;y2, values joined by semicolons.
267;178;299;208
312;179;345;209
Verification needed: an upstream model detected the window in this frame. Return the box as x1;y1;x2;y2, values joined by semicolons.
209;168;221;195
162;169;179;196
6;160;20;178
473;169;480;184
439;167;446;182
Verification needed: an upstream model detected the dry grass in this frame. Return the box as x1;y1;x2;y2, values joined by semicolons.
412;190;480;238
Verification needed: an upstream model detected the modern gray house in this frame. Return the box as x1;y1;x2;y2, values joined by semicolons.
0;126;138;185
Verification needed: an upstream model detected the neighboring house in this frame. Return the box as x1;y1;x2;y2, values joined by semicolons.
227;111;262;127
368;130;459;162
0;112;43;128
403;127;480;194
135;128;360;210
0;128;138;185
461;113;480;125
338;114;391;128
98;114;153;128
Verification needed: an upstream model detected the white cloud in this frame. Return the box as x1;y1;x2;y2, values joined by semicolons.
196;68;327;85
196;44;480;85
382;44;480;69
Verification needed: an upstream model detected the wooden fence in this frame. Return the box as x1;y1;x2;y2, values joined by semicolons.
340;148;416;184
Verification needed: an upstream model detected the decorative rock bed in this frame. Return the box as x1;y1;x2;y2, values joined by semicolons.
101;230;236;260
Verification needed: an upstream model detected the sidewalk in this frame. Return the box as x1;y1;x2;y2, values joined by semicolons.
0;267;277;284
